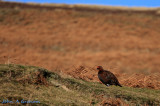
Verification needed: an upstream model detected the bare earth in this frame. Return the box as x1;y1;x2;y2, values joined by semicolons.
0;1;160;89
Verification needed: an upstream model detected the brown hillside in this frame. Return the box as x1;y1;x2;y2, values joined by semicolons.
0;1;160;89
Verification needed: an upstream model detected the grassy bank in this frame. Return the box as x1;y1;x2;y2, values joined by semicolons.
0;64;160;105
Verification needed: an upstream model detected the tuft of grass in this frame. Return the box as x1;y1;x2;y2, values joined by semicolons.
0;64;160;105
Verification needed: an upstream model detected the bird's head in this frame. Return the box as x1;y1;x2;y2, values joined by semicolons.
97;66;103;71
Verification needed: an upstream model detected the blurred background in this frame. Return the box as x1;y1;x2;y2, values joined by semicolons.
0;0;160;89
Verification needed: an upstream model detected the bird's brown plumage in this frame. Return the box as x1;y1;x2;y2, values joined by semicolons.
97;66;122;87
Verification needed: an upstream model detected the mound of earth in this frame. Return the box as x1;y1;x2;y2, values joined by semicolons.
0;64;160;105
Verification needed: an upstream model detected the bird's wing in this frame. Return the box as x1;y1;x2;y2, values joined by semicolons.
104;71;119;81
103;71;113;78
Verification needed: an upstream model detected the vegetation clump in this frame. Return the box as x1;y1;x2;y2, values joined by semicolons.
0;64;160;105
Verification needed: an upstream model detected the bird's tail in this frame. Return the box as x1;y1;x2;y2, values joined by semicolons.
117;83;122;87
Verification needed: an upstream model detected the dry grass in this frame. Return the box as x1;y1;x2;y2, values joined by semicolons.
0;1;160;90
0;64;160;105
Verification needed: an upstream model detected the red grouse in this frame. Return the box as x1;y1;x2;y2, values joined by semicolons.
97;66;122;87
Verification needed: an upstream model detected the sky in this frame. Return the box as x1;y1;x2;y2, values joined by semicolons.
5;0;160;7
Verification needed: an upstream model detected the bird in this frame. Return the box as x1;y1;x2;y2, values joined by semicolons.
97;66;122;87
